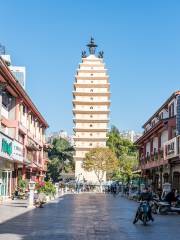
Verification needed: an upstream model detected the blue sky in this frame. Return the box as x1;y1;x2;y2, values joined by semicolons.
1;0;180;134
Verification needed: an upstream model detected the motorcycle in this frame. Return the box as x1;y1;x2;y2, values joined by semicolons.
151;195;180;215
158;201;180;214
133;201;152;226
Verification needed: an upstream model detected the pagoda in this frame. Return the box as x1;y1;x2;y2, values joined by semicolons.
72;38;110;184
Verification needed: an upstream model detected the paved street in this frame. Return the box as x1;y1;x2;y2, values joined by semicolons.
0;194;180;240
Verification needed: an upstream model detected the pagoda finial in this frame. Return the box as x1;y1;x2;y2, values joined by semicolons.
87;37;97;55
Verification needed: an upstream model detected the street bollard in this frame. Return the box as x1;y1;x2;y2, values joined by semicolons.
61;188;64;196
28;181;35;208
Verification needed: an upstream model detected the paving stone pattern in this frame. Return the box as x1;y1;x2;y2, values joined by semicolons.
0;194;180;240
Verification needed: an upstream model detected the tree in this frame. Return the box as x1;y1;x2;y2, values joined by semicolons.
82;147;119;192
46;138;75;182
107;125;139;183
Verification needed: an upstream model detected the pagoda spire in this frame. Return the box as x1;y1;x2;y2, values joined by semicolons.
87;37;97;55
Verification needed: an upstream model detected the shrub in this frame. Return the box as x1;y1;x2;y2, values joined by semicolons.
36;181;56;196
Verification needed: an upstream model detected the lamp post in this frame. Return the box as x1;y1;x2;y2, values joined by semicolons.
28;180;35;208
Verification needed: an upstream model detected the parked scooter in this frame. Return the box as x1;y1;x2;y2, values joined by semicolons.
158;201;180;214
151;194;180;215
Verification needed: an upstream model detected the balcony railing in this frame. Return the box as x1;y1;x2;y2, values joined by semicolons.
140;138;180;170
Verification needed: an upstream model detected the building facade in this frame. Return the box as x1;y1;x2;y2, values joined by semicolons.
136;91;180;192
73;38;110;184
0;56;49;199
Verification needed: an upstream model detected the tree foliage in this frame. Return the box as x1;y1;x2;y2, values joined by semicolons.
82;147;119;185
107;125;139;182
46;138;75;182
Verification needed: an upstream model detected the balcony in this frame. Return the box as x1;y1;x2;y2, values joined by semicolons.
139;136;180;171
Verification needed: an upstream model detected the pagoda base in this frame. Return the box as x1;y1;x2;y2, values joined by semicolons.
75;159;106;185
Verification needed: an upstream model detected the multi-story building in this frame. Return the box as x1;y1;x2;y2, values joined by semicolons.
120;130;142;142
47;130;74;146
73;38;110;184
136;91;180;191
0;45;26;89
0;56;49;199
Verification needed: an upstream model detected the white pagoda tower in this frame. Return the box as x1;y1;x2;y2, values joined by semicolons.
73;38;110;184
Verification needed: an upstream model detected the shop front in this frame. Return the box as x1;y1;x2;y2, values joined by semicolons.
0;133;14;199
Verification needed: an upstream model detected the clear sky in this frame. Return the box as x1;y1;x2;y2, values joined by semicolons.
1;0;180;135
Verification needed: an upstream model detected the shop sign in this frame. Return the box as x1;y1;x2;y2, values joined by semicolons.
164;137;177;160
0;134;13;160
2;138;12;156
12;141;24;162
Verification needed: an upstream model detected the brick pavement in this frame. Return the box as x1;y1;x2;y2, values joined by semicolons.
0;194;180;240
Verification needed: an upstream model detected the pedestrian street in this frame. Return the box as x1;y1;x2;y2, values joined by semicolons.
0;193;180;240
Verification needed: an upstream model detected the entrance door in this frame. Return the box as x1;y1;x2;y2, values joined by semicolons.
0;171;12;198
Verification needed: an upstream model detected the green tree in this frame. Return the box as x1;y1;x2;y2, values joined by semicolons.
46;138;75;182
82;147;119;192
107;126;139;183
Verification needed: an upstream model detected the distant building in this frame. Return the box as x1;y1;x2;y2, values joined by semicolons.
9;66;26;89
120;130;142;142
47;130;74;145
0;44;26;89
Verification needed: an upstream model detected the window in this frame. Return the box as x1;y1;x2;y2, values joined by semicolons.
89;143;92;146
91;74;93;76
2;92;11;109
22;105;26;116
172;128;176;138
90;133;93;136
90;106;93;109
91;81;93;83
90;89;93;92
151;120;155;127
90;124;93;127
18;132;24;144
90;115;93;118
159;112;163;120
169;102;175;118
90;97;93;100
